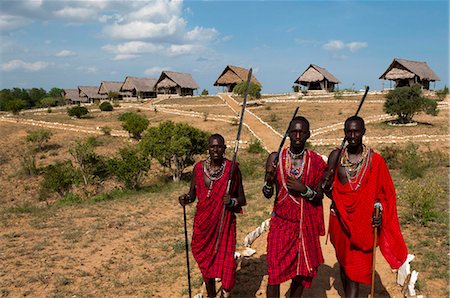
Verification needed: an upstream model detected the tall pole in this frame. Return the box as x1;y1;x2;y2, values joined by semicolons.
183;205;192;298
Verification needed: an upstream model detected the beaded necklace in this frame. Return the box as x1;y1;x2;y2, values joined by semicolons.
341;145;370;190
203;157;226;181
286;148;306;179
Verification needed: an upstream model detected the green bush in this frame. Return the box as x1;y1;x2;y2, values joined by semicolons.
435;86;449;101
19;150;38;176
39;97;58;108
401;143;428;179
99;101;113;111
384;84;438;124
100;126;112;135
140;121;209;181
67;106;89;118
233;81;261;99
401;178;443;225
5;99;26;114
26;129;53;151
247;139;265;154
201;89;209;96
118;112;149;139
380;145;403;169
40;161;79;197
108;146;151;189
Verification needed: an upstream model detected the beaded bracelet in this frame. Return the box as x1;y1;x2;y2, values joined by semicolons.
300;186;314;198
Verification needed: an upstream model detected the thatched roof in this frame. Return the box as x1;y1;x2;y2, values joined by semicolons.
121;76;157;92
98;81;123;95
78;86;107;99
295;64;340;84
379;58;440;81
214;65;262;86
156;71;199;89
64;88;87;103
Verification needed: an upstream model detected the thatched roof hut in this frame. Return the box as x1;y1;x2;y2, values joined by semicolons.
63;89;86;104
214;65;261;92
98;81;131;99
294;64;340;92
121;76;158;99
379;58;440;90
155;71;199;96
78;86;107;103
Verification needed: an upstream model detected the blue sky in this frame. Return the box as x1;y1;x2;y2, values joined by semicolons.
1;0;448;94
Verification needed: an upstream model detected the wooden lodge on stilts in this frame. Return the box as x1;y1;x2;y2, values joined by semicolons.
155;71;199;96
120;76;158;100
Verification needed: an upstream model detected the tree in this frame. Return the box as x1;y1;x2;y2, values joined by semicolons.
233;81;261;99
5;99;26;114
118;112;149;139
28;87;47;107
384;84;438;124
26;129;53;151
201;89;209;96
140;121;209;181
108;145;151;189
436;86;449;101
108;91;120;101
48;87;64;99
68;106;89;118
39;97;58;108
99;101;113;111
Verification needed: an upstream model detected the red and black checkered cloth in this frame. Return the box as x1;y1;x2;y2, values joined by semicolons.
267;149;327;286
191;159;239;291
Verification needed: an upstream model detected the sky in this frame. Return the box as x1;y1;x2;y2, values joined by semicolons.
0;0;448;94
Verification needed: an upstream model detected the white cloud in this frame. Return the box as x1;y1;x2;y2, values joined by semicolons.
347;41;368;52
323;40;345;51
323;40;368;52
144;66;169;76
167;44;198;56
113;54;139;61
56;50;76;57
53;7;98;21
76;66;97;74
103;17;186;40
1;59;49;72
185;26;218;43
128;0;182;23
102;41;164;60
0;15;31;31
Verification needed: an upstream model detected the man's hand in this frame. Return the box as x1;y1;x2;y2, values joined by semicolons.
372;203;382;228
266;162;277;185
286;176;307;195
223;194;231;205
179;194;193;207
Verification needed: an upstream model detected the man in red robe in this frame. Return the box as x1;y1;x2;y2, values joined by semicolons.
323;116;408;297
262;116;327;298
179;133;246;298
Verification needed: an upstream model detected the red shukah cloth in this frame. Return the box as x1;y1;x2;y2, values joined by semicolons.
267;148;327;287
191;159;240;291
329;150;408;284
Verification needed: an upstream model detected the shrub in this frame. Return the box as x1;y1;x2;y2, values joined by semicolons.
401;178;443;225
39;97;58;108
5;99;26;114
201;89;209;96
247;139;265;154
99;101;113;111
19;150;38;176
203;112;208;121
67;106;89;118
384;84;438;124
401;143;428;179
140;121;209;181
269;113;278;122
118;112;149;139
100;126;112;135
380;145;403;169
435;86;449;101
233;81;261;99
108;146;151;189
26;129;53;151
40;161;79;197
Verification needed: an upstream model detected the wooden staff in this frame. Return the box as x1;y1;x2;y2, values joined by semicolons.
273;106;299;166
183;204;192;298
215;68;253;253
371;202;382;298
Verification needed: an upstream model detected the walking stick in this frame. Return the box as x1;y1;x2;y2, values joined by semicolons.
371;202;382;298
183;204;192;298
273;106;299;166
215;68;253;253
